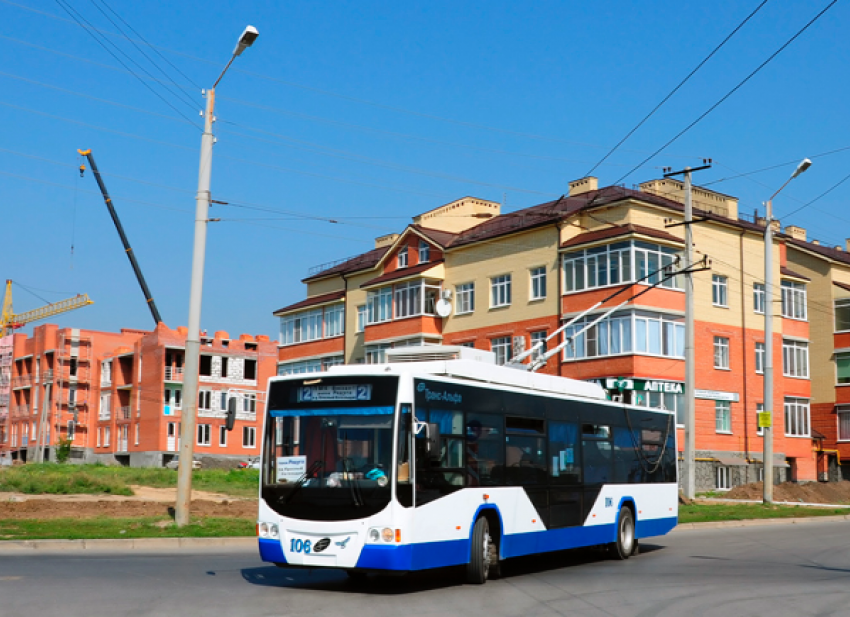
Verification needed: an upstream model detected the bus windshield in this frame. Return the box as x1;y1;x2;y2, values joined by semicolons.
261;376;402;521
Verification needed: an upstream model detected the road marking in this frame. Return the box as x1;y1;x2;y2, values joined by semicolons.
0;576;22;581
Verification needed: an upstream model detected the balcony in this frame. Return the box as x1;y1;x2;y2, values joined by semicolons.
12;375;33;389
164;366;184;381
10;405;30;417
119;406;132;421
42;369;53;383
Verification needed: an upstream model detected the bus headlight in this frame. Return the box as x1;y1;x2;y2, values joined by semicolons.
368;528;381;543
259;522;269;538
381;528;394;543
269;524;280;539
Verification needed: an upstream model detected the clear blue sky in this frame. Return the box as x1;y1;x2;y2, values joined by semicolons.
3;0;847;339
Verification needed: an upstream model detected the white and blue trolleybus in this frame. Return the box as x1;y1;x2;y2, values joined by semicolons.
256;346;678;583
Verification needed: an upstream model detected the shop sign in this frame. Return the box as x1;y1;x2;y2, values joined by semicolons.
603;378;684;394
695;389;740;402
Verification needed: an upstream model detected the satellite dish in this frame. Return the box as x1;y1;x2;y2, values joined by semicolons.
435;298;452;318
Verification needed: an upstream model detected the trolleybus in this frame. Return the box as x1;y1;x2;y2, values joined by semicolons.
256;346;677;584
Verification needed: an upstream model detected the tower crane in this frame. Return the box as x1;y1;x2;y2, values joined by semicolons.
1;280;93;337
78;149;163;326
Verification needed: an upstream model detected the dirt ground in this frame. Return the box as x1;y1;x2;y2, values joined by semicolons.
0;485;256;520
723;480;850;504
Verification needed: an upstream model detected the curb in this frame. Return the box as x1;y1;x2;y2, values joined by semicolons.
3;514;850;552
0;536;255;554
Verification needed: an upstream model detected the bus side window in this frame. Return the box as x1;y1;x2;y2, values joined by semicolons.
613;426;641;483
466;413;503;486
582;424;612;485
549;421;580;484
429;409;464;469
397;405;412;485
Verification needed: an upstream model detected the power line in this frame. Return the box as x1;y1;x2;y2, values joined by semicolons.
613;0;838;185
585;0;770;177
52;0;201;128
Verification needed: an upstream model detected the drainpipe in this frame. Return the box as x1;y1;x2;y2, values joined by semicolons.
739;230;751;465
341;273;348;364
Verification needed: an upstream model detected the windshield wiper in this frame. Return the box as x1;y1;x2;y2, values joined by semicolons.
283;460;324;504
342;458;364;507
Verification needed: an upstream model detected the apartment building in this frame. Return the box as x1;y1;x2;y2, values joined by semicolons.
274;178;825;491
0;323;276;467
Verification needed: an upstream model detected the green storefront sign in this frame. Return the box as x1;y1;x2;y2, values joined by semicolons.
603;378;684;394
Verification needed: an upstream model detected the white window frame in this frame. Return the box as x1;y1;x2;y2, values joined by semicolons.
418;240;430;264
781;280;807;321
398;245;408;268
562;240;681;293
367;288;393;324
716;466;731;490
782;339;809;379
277;358;322;375
219;425;228;447
356;305;366;332
563;310;684;360
324;304;345;338
198;390;212;412
134;424;139;446
456;282;475;314
784;397;810;437
756;403;764;437
394;281;423;319
835;298;850;332
490;275;512;308
753;282;765;314
280;308;323;346
837;405;850;442
712;275;728;307
715;400;731;434
714;336;730;369
755;342;765;374
243;426;256;448
837;351;850;385
197;423;211;446
104;426;111;447
490;336;512;365
530;266;546;301
530;330;547;361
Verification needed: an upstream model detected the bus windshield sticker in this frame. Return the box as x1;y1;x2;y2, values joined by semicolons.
277;455;307;483
297;384;372;402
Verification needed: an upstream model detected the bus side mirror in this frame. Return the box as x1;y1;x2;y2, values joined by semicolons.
226;397;237;431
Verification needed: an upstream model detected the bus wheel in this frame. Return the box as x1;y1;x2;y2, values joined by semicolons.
610;507;635;560
466;517;492;584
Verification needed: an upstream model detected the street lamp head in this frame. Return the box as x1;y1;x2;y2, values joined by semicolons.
791;158;812;179
233;25;259;56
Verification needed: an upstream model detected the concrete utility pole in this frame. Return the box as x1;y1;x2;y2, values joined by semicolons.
664;161;711;500
175;25;259;527
762;158;811;504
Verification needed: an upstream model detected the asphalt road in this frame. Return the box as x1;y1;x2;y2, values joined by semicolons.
2;521;850;617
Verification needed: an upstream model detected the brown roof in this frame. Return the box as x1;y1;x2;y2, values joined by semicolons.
833;280;850;293
302;246;389;283
361;261;444;289
786;238;850;267
780;265;810;281
560;223;683;249
412;225;458;248
273;290;345;315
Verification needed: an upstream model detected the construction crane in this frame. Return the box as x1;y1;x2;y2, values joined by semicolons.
1;280;93;337
78;149;163;326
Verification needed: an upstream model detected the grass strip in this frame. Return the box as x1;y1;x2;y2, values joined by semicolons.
679;502;849;524
0;516;255;541
0;464;259;498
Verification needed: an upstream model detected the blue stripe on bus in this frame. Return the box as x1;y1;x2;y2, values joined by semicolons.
351;516;678;571
269;406;394;417
258;538;287;564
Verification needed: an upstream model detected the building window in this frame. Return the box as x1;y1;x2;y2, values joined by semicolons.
357;305;366;332
490;275;512;308
395;281;423;318
242;393;257;413
712;275;728;307
365;344;391;365
68;421;76;441
219;425;228;447
198;390;212;412
96;427;101;448
197;424;211;446
837;352;850;384
563;310;684;360
716;466;731;490
243;426;256;448
753;283;765;314
530;266;546;300
280;308;323;345
99;393;111;421
104;426;110;447
756;403;764;437
490;337;512;365
419;240;430;264
530;330;547;360
715;400;731;433
278;359;321;375
631;388;684;426
714;337;730;369
836;299;850;331
324;304;344;338
367;288;393;324
755;342;765;374
398;245;408;268
134;424;139;446
456;282;475;314
838;406;850;441
782;340;809;378
784;397;810;437
562;240;681;293
781;281;807;320
101;359;112;385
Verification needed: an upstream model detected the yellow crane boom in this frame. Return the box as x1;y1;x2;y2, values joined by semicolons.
1;280;93;337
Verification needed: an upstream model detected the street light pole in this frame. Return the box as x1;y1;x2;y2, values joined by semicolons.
762;157;811;504
175;26;258;527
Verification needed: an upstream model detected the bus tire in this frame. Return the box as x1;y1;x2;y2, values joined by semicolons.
610;507;635;560
466;517;492;584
